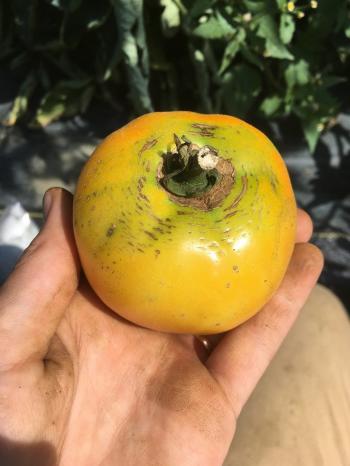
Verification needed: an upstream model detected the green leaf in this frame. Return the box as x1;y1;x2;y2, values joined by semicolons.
3;73;36;126
33;40;63;52
193;11;235;40
60;3;111;47
335;1;348;31
47;0;62;8
285;60;310;88
275;0;286;9
279;13;295;44
260;95;282;116
308;0;345;39
35;80;93;126
320;75;347;88
160;0;180;37
86;7;111;30
9;51;30;70
218;28;246;75
45;52;88;80
190;47;213;112
188;0;216;19
243;1;270;14
256;14;294;59
240;44;264;70
345;25;350;39
111;0;153;113
47;0;82;12
11;0;38;44
302;119;321;153
218;64;261;117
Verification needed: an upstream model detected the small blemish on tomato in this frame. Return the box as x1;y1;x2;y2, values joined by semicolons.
226;282;231;288
106;224;117;237
144;230;158;241
139;192;150;202
232;265;239;272
138;138;158;158
177;211;189;215
191;122;217;137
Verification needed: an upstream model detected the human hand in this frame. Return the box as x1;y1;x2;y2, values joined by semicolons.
0;188;323;466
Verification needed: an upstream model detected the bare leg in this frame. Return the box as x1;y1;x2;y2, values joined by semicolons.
225;285;350;466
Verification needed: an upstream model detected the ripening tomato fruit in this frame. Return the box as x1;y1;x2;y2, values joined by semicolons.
73;112;296;334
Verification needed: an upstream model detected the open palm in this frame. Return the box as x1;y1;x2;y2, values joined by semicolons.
0;189;323;466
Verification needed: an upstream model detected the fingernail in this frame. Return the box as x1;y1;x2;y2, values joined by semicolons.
43;190;53;219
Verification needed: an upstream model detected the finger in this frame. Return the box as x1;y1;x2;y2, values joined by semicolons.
0;188;80;368
296;208;313;243
206;243;323;418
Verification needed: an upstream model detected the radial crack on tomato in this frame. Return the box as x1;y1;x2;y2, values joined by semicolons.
157;133;235;211
73;111;296;334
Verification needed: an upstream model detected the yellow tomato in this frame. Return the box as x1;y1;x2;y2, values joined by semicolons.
73;112;296;334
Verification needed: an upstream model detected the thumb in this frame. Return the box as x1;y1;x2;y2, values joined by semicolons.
0;188;80;369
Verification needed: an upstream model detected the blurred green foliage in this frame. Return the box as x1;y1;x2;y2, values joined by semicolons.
1;0;350;150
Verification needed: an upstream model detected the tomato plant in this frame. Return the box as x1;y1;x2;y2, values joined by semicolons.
73;112;296;334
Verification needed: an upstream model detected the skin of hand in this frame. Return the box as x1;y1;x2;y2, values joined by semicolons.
0;188;323;466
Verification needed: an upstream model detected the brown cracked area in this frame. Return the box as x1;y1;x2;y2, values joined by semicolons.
190;122;218;137
157;157;235;211
138;138;158;158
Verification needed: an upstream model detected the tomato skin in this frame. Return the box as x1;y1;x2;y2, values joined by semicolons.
73;112;296;334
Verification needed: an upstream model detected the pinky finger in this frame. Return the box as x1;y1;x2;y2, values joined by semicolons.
206;243;324;418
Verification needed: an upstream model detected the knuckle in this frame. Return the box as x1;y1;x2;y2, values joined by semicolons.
55;259;79;296
13;235;43;271
269;290;294;317
300;243;324;275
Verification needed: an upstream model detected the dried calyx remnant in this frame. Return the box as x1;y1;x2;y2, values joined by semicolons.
158;134;235;211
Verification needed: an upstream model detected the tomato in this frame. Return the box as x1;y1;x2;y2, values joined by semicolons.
73;112;296;334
